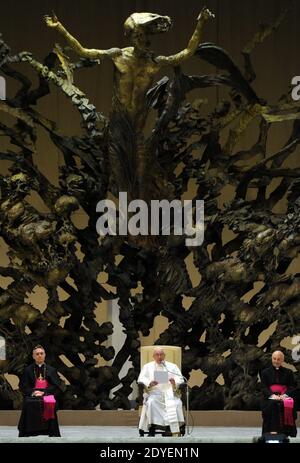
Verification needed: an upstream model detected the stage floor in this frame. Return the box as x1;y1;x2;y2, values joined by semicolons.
0;426;299;443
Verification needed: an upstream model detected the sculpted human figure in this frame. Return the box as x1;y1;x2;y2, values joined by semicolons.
45;8;214;126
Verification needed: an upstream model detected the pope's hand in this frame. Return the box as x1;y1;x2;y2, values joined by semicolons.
149;381;158;387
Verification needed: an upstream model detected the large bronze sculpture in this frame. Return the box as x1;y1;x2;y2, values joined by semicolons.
45;8;214;202
0;5;299;411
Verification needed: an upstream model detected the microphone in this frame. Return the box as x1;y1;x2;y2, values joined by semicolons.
161;361;187;383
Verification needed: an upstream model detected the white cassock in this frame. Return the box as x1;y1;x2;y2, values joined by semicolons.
138;360;185;433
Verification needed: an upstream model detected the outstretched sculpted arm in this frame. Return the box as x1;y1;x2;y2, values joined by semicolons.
156;7;214;67
45;13;121;60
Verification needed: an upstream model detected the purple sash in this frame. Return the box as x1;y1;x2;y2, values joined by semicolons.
270;384;294;426
43;395;56;420
34;379;56;420
35;378;48;389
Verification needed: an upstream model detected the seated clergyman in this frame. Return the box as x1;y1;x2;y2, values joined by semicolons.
138;347;184;436
18;345;62;437
260;350;297;437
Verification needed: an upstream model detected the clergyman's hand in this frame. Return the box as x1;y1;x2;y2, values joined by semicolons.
169;378;176;386
33;390;44;397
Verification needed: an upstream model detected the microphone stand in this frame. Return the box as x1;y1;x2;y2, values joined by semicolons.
161;361;189;435
185;380;189;435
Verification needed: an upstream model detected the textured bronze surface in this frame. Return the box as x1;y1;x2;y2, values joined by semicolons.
0;5;299;410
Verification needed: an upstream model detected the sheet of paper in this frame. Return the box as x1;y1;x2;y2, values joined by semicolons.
154;370;169;384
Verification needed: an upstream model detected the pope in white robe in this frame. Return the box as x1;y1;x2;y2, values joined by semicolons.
138;347;185;435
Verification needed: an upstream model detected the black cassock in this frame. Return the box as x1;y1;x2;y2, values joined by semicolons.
18;363;61;437
260;365;297;437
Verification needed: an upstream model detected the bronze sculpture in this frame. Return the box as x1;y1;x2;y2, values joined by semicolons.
45;9;214;202
0;4;299;410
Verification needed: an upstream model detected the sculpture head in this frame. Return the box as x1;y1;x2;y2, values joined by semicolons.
4;172;31;197
124;12;172;45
